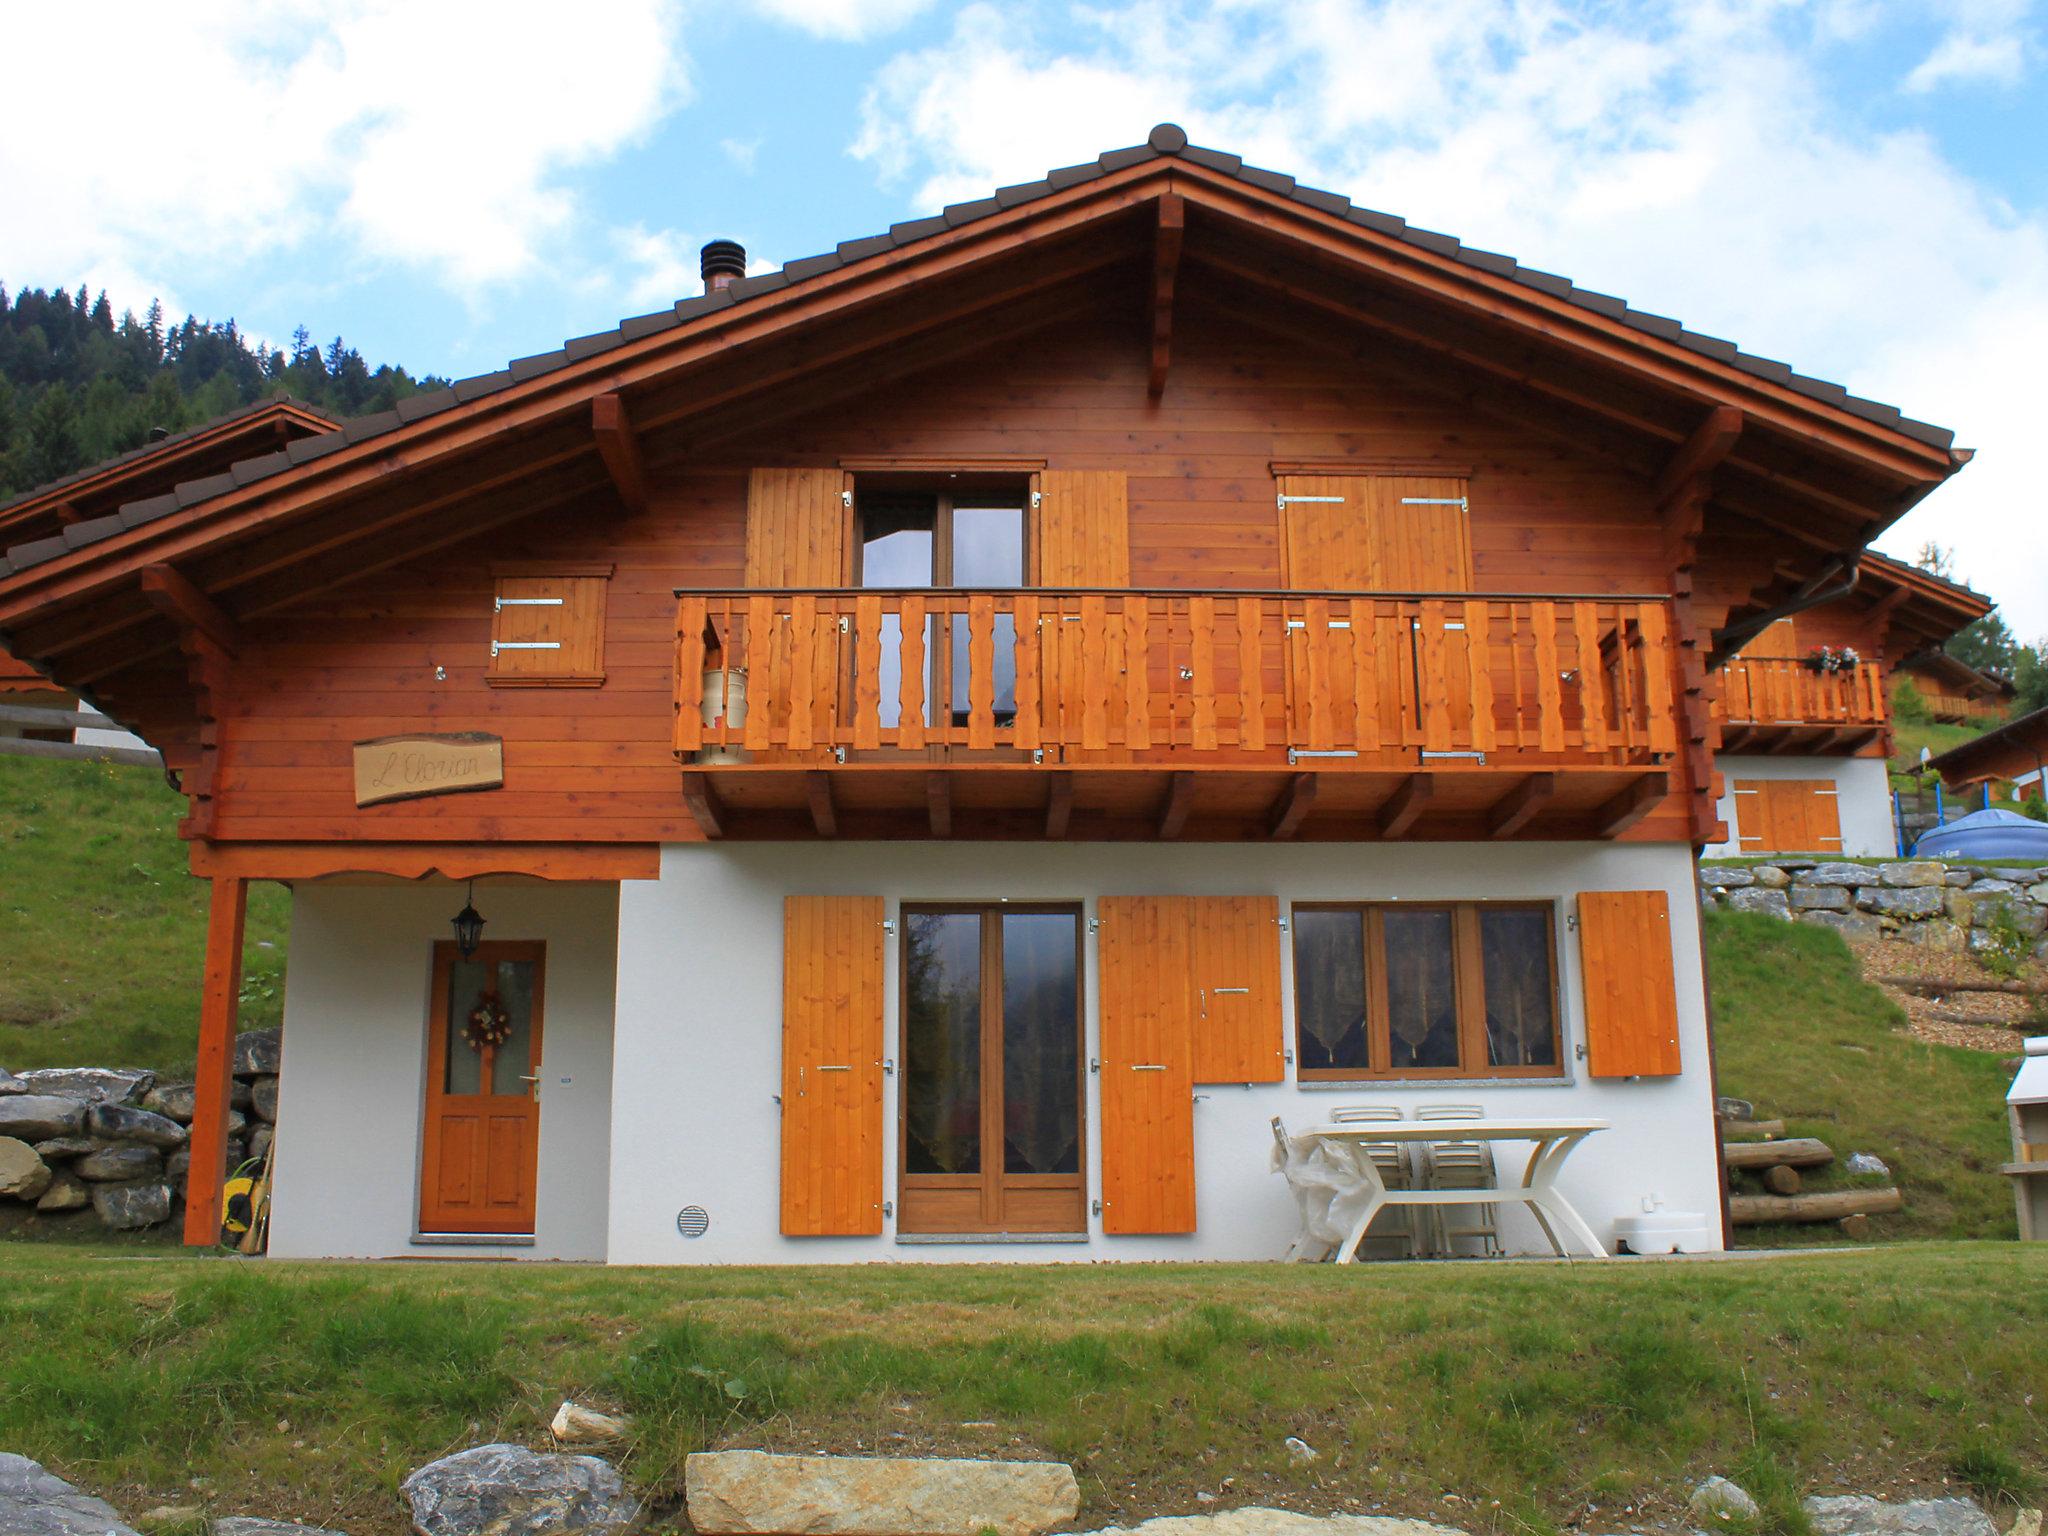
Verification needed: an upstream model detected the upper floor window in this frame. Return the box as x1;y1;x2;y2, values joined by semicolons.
488;563;612;687
1291;901;1562;1080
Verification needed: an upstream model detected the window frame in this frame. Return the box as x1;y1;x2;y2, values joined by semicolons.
852;486;1033;590
1290;900;1565;1082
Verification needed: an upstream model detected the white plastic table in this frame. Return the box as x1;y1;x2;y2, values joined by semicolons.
1302;1118;1611;1262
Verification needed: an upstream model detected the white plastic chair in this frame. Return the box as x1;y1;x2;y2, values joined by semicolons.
1322;1103;1423;1259
1415;1103;1501;1257
1270;1117;1378;1262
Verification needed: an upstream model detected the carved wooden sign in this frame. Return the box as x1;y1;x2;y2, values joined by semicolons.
353;733;504;807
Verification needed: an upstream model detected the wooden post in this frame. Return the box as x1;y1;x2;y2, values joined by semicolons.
183;875;248;1246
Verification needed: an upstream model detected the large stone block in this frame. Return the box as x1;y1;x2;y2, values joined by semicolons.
0;1067;22;1096
1801;862;1869;887
12;1067;153;1104
233;1029;281;1076
1751;864;1792;888
403;1445;640;1536
0;1136;53;1201
1700;866;1754;888
1803;1496;1995;1536
35;1171;89;1212
1797;911;1882;942
1966;879;2020;899
1728;888;1790;917
0;1095;87;1143
75;1144;163;1183
1897;920;1966;952
0;1453;141;1536
686;1451;1080;1536
1859;886;1944;918
142;1083;196;1124
86;1102;188;1150
90;1180;173;1230
1789;885;1852;911
1878;860;1946;887
250;1076;278;1123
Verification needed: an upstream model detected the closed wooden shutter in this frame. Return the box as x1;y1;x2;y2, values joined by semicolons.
746;468;850;587
1096;896;1196;1233
1732;779;1841;854
1189;896;1284;1083
780;895;885;1235
488;566;611;686
1576;891;1682;1078
1034;470;1129;586
1278;475;1472;591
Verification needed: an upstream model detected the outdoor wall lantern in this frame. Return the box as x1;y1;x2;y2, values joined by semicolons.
451;881;486;958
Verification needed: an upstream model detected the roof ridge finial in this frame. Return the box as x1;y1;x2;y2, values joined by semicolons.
1148;123;1187;154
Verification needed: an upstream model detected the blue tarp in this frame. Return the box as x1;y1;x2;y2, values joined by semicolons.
1911;807;2048;861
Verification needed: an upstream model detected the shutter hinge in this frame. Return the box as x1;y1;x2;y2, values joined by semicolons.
491;641;562;656
1277;493;1345;510
1031;490;1042;508
495;596;565;611
1401;496;1469;508
841;489;852;507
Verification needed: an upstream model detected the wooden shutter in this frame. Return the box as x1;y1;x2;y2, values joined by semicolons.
1576;891;1682;1078
488;566;610;686
1189;896;1284;1083
779;895;885;1235
1732;779;1840;853
1096;896;1196;1233
1034;470;1129;586
746;468;850;587
1277;475;1472;591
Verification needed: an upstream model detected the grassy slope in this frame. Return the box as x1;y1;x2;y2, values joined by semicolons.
0;755;288;1076
0;1244;2042;1536
1705;910;2018;1243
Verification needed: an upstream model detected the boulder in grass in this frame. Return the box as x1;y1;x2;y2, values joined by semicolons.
685;1450;1078;1536
1803;1497;1997;1536
91;1180;173;1230
75;1144;164;1183
234;1029;282;1076
214;1519;348;1536
0;1452;142;1536
0;1136;53;1201
1691;1476;1761;1523
14;1067;154;1104
403;1445;641;1536
0;1095;87;1143
87;1102;189;1150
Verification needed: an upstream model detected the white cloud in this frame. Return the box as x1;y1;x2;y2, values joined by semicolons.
612;224;706;311
850;0;2048;635
750;0;933;41
1905;30;2025;89
722;136;764;173
0;0;690;309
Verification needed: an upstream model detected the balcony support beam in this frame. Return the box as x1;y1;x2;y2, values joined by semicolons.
1487;772;1558;838
591;393;650;517
804;770;837;838
680;771;725;839
1267;772;1318;839
927;772;952;837
140;563;241;658
1655;406;1742;522
1147;194;1185;398
1594;772;1668;838
1159;770;1197;837
1044;771;1074;839
1376;774;1433;839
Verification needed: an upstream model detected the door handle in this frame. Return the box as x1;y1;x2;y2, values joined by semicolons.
518;1073;540;1102
1131;1063;1167;1072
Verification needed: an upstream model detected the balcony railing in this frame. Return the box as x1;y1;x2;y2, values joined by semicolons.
673;589;1679;768
1719;657;1887;729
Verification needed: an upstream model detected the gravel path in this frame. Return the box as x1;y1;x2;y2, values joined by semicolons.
1848;939;2045;1052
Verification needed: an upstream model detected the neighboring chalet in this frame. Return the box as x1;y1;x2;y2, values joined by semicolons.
1928;706;2048;803
0;398;337;753
1898;649;2014;726
1707;550;1994;856
0;129;1968;1263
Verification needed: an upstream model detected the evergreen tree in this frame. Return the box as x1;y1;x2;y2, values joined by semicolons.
23;384;83;484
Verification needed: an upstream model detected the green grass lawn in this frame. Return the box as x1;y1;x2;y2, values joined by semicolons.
0;1244;2041;1536
0;755;288;1076
1706;910;2019;1243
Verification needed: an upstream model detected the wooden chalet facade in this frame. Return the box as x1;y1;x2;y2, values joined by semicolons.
1706;551;1993;856
0;128;1966;1261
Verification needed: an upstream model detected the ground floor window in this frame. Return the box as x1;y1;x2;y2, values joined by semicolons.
898;903;1085;1234
1292;903;1562;1079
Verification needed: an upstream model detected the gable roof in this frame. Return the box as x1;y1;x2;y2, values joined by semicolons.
0;125;1969;689
1926;704;2048;785
0;395;338;548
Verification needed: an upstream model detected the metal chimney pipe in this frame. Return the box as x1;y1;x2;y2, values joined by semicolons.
700;240;746;293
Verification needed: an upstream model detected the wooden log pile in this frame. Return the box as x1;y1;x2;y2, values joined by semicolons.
1718;1122;1903;1234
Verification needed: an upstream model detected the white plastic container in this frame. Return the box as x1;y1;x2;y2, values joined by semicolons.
698;668;749;765
1613;1210;1714;1255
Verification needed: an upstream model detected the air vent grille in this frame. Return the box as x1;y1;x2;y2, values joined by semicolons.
676;1205;710;1239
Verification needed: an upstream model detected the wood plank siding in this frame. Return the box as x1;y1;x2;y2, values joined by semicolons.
189;286;1708;847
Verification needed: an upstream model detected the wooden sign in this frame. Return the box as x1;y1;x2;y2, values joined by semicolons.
353;733;504;807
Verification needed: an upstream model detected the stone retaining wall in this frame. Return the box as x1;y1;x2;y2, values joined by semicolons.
1700;858;2048;959
0;1028;279;1232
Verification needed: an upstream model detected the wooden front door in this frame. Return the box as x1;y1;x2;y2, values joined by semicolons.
419;940;546;1235
898;904;1086;1234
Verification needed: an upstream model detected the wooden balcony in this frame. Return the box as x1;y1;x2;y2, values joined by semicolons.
1717;657;1888;753
672;589;1681;840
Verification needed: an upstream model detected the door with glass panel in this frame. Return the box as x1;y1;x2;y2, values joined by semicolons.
418;940;546;1234
857;492;1026;748
898;905;1085;1234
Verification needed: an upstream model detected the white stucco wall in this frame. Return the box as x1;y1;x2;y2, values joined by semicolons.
267;882;619;1261
1707;754;1896;858
606;840;1723;1265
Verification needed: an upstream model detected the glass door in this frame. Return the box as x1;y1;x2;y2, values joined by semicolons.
898;904;1083;1234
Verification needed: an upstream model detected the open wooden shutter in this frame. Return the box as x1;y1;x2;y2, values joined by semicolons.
1034;470;1129;586
1277;474;1472;590
746;468;849;587
1576;891;1682;1078
1096;896;1196;1233
1189;896;1284;1083
780;895;885;1235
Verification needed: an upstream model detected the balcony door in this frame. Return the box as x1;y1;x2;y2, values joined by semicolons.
858;493;1026;739
898;905;1085;1235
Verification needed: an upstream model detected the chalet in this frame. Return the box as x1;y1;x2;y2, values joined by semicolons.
1707;551;1994;857
0;398;336;753
1927;705;2048;803
0;128;1968;1263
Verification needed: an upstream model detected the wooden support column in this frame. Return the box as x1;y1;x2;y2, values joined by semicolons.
183;874;247;1246
1659;408;1741;849
804;771;837;837
680;771;725;838
1044;771;1074;839
1147;194;1185;398
926;772;952;837
1158;771;1197;837
591;393;650;517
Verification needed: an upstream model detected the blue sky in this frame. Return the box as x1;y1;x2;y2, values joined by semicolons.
3;0;2043;629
